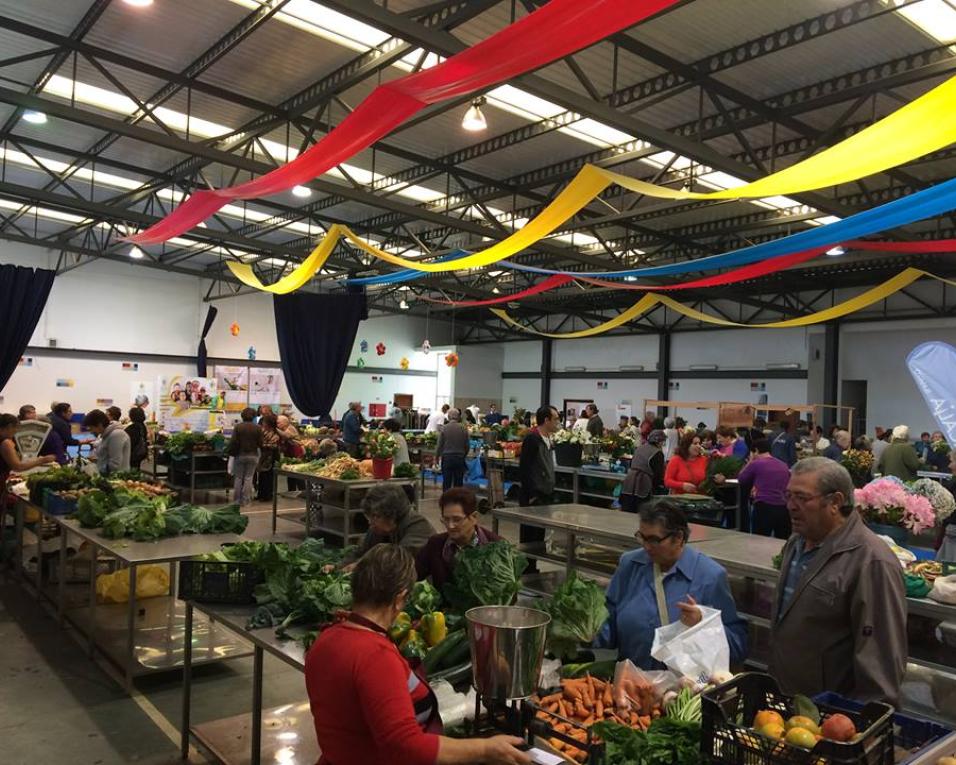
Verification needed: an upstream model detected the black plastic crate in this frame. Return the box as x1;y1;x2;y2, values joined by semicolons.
813;692;952;764
701;673;894;765
177;559;264;604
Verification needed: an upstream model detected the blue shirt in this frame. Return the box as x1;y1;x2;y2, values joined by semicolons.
342;411;362;445
778;537;820;617
595;546;748;669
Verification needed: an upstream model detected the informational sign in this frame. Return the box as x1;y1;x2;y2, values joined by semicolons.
369;403;387;418
157;375;219;433
95;398;114;408
121;362;139;372
18;357;33;367
249;368;281;410
56;378;74;388
213;366;250;413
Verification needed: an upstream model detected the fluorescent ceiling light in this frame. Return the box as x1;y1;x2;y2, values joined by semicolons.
22;110;47;124
128;246;145;259
885;0;956;43
291;185;312;198
123;0;154;6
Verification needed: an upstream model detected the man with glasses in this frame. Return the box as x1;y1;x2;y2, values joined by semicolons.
770;457;907;705
415;487;502;590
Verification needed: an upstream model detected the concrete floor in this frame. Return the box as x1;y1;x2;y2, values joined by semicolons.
0;480;523;764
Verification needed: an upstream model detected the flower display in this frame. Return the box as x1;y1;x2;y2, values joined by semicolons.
854;477;936;534
399;357;410;370
552;428;591;445
931;438;950;455
841;448;874;486
376;342;386;356
366;430;397;459
445;352;459;367
910;478;955;524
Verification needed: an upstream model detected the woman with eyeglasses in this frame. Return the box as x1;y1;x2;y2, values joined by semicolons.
415;487;502;590
343;483;436;571
595;500;747;670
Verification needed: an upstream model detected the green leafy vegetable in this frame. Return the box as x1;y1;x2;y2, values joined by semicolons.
443;540;527;611
75;489;112;528
593;718;702;765
537;571;608;659
700;456;745;495
405;580;442;620
793;694;820;725
393;462;418;479
665;688;702;724
165;431;210;456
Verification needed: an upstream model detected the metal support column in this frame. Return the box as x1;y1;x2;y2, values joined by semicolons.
657;331;671;416
540;338;553;407
823;322;840;431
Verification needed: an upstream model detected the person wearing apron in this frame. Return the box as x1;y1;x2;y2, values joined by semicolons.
305;544;530;765
595;500;748;670
620;430;666;513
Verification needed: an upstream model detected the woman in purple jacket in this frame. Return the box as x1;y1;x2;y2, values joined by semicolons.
737;438;792;538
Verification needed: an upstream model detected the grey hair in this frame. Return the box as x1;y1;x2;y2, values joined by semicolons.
361;483;410;522
638;499;690;543
447;408;461;421
664;417;676;428
791;456;855;515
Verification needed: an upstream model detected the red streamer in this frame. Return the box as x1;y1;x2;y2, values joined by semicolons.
130;0;678;245
422;239;956;307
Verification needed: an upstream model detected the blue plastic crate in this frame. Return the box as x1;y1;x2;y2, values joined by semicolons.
43;489;78;516
813;692;952;764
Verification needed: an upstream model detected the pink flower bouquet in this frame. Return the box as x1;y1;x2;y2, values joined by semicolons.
854;478;936;534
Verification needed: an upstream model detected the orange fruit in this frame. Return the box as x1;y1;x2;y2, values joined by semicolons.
785;727;818;750
753;710;785;730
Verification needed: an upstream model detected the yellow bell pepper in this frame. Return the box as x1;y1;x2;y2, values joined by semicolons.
421;611;447;647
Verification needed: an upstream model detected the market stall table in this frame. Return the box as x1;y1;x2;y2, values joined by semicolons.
25;505;252;691
271;469;416;540
181;601;317;765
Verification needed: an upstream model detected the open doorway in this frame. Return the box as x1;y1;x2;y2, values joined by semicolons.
841;379;867;436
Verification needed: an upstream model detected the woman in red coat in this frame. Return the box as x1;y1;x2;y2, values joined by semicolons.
305;544;530;765
664;431;709;494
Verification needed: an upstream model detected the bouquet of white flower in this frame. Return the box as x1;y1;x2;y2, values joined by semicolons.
553;428;591;445
910;477;955;524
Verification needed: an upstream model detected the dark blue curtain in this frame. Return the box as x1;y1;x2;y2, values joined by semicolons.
197;305;218;377
273;291;367;417
0;265;55;393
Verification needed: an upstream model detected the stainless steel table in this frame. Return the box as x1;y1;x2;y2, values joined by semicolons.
182;602;317;765
42;511;251;691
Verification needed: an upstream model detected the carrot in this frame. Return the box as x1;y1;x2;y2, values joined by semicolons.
540;692;563;705
582;715;595;727
603;683;613;706
640;715;652;729
546;702;559;713
558;699;570;718
586;674;596;697
563;684;584;702
574;700;589;719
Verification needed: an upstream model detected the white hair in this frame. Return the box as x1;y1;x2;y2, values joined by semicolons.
891;424;909;442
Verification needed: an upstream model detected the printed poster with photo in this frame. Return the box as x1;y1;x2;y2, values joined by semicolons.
157;375;220;433
249;368;282;411
213;366;250;413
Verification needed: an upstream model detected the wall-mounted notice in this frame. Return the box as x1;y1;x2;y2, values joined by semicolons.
56;378;74;388
121;362;139;372
214;366;250;413
249;368;281;409
157;375;219;433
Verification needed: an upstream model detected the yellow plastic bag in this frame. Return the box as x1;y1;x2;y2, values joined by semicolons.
96;565;170;603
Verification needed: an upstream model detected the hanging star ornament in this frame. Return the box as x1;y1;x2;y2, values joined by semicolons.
422;339;431;355
400;357;410;370
247;346;256;360
376;342;386;356
445;352;459;368
356;357;366;369
360;339;369;354
230;322;240;336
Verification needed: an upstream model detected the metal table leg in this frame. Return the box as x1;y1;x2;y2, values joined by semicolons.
251;645;264;765
35;515;43;598
14;500;24;578
126;564;138;692
88;542;98;657
180;601;193;760
304;480;312;537
271;469;279;535
58;527;67;625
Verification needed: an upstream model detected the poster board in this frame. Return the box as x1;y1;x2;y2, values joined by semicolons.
249;368;281;412
157;375;220;433
213;366;250;413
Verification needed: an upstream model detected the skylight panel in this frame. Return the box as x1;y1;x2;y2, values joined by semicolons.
884;0;956;43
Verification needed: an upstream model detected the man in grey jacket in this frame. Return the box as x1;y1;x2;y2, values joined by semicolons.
770;457;907;705
83;409;131;475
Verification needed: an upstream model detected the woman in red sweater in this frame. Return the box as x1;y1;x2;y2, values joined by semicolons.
664;431;709;494
305;544;530;765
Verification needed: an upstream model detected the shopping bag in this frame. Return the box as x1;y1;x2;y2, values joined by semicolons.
650;605;729;684
611;659;679;711
96;564;170;603
928;574;956;604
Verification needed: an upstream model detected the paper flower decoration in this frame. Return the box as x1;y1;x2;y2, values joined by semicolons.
356;357;366;369
247;346;256;360
360;339;368;354
422;339;431;355
445;352;459;368
230;322;240;336
376;342;386;356
400;357;410;370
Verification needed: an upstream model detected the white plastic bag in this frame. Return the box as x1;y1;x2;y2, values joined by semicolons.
650;605;729;684
611;659;679;711
929;574;956;604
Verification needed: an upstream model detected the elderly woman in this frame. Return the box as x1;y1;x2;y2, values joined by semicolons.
306;544;530;765
877;425;920;481
256;413;281;502
596;500;747;670
347;483;435;568
416;487;501;590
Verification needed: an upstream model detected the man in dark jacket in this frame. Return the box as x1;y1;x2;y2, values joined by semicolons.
518;405;559;570
341;401;363;457
769;420;797;466
585;404;605;439
770;458;907;705
49;402;79;447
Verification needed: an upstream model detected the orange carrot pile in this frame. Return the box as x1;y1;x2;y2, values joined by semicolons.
530;676;661;762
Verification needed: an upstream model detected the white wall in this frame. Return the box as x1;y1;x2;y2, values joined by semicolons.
501;378;542;415
454;344;503;405
0;240;451;419
670;328;809;370
552;335;658;371
551;377;658;422
503;340;542;372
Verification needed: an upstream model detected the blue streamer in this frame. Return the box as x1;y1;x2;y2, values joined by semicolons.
497;176;956;278
346;249;471;285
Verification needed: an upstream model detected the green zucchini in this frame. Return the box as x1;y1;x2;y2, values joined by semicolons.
422;629;466;674
559;659;617;680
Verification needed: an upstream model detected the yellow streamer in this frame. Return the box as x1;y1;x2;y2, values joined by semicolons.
490;269;956;337
226;75;956;290
227;224;345;293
